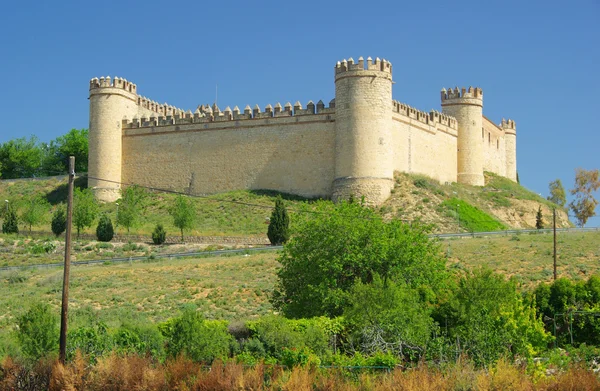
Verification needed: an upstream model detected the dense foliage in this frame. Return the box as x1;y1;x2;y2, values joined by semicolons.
51;205;67;237
152;223;167;245
273;201;449;318
267;196;289;245
16;303;58;360
2;202;19;234
96;214;114;242
0;129;88;179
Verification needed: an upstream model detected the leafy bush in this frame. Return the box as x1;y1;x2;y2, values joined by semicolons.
17;303;59;360
436;269;551;366
244;316;337;361
51;206;66;237
161;309;234;363
67;323;112;362
2;202;19;234
344;276;434;361
28;241;56;254
95;214;114;242
152;223;167;245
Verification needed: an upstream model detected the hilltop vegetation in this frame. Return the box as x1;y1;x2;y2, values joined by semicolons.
0;171;571;240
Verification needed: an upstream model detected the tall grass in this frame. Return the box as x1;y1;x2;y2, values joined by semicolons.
1;354;599;391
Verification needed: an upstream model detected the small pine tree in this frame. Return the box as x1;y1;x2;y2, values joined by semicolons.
2;203;19;234
535;206;544;230
152;223;167;245
96;214;114;242
267;196;290;245
51;206;66;237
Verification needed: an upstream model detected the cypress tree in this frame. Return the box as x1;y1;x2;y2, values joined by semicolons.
535;206;544;230
2;203;19;234
267;196;290;245
96;214;114;242
51;206;66;237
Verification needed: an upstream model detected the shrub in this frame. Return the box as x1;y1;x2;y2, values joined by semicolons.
17;303;59;360
2;202;19;234
267;196;290;245
152;223;167;245
161;309;234;363
51;206;66;237
95;214;114;242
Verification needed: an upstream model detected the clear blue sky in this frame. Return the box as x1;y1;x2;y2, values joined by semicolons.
0;0;598;224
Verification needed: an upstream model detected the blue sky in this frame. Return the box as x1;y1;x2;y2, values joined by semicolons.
0;0;598;224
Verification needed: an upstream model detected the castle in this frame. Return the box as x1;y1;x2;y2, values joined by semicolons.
88;57;517;205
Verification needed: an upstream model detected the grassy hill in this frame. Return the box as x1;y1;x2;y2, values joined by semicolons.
0;230;598;352
0;172;571;239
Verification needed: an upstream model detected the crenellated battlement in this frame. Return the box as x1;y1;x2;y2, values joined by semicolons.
90;76;137;94
441;86;483;101
137;96;185;117
89;56;517;205
500;118;516;130
122;99;335;129
334;57;392;75
392;100;458;129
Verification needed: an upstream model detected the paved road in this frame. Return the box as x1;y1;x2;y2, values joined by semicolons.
1;227;597;272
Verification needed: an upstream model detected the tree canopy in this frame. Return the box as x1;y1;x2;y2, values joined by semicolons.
547;179;567;207
569;168;600;227
272;201;449;318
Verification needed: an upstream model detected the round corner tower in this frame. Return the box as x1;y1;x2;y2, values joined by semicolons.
88;76;139;202
441;86;485;186
332;57;394;205
501;119;517;181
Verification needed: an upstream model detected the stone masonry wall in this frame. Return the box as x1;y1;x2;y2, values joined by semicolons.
482;116;506;177
121;115;335;198
391;103;458;184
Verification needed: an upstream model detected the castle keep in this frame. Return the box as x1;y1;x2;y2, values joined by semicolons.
88;57;517;204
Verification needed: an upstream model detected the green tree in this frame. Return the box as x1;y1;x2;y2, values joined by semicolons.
535;206;544;230
169;195;195;241
51;205;67;237
547;179;567;207
116;185;146;234
20;196;49;233
96;214;114;242
2;202;19;234
42;129;89;174
569;168;600;227
73;188;98;238
152;223;167;245
267;196;290;245
272;201;449;318
17;303;59;360
0;136;43;179
438;269;551;366
344;276;434;359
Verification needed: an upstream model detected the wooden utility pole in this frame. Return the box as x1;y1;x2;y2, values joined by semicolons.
59;156;75;363
553;208;557;281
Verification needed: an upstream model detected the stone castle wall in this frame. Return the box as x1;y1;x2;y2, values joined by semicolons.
88;58;517;204
121;108;335;198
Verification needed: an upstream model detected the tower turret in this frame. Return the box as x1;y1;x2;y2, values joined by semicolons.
501;118;517;181
333;57;394;205
441;86;484;186
88;76;139;202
